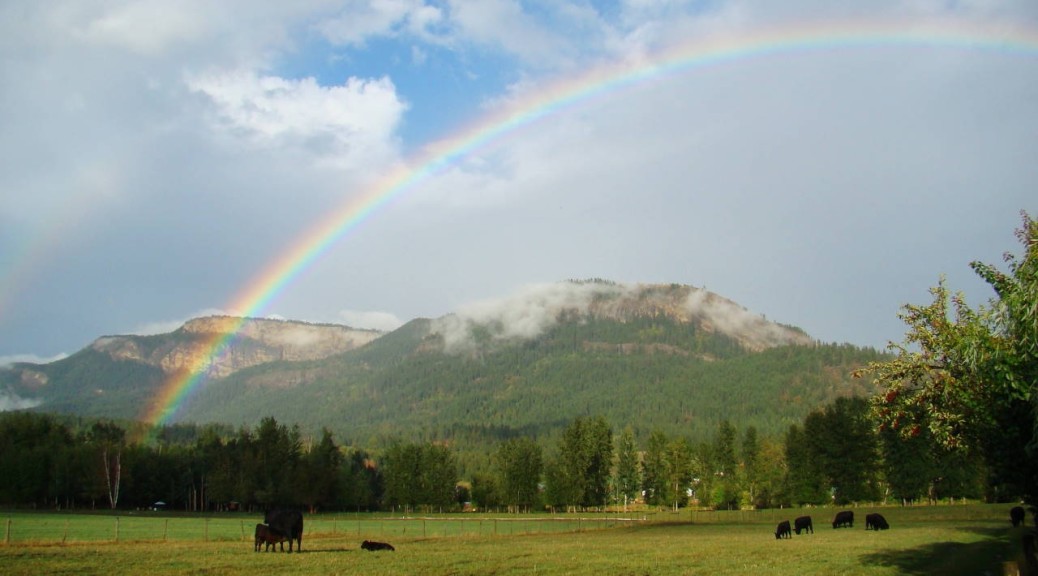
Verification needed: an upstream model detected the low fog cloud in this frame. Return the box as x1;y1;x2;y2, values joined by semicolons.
432;282;630;354
0;391;43;412
0;353;68;367
684;290;809;349
338;310;403;332
431;281;812;354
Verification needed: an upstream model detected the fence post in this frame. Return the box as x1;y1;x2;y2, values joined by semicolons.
115;517;120;543
6;518;11;544
164;519;169;542
63;519;69;544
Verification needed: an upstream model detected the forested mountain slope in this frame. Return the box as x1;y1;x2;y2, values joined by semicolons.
177;282;886;446
1;281;887;450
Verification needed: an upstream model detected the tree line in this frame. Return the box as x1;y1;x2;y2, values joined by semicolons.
0;403;1003;512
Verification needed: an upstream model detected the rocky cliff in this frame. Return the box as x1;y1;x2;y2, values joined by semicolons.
89;316;381;379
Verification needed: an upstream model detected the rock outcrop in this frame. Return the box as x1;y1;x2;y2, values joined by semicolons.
89;316;381;379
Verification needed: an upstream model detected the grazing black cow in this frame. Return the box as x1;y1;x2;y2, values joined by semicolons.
775;520;792;540
832;510;854;529
264;509;304;553
865;513;889;530
254;523;287;552
361;540;396;551
1011;506;1026;527
794;515;813;535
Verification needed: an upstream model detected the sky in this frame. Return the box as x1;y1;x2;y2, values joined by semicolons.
1;0;1036;364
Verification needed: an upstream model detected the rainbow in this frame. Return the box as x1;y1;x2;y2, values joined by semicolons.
139;18;1038;431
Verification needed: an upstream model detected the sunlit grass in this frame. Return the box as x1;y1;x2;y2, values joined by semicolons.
0;504;1028;575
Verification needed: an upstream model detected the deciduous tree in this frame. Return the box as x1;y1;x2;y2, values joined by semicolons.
860;212;1038;506
614;428;640;509
549;416;614;509
641;430;669;506
496;437;542;512
87;421;126;509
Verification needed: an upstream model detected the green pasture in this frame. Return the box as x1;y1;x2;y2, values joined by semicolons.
0;504;1029;575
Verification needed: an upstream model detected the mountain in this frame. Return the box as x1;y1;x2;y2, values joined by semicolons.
0;317;380;418
0;281;886;448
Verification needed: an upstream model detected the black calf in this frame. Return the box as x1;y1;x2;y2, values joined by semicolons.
254;523;288;552
1011;506;1026;527
832;510;854;529
865;513;889;530
361;540;396;551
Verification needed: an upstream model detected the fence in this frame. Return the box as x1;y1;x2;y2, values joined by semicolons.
0;513;648;545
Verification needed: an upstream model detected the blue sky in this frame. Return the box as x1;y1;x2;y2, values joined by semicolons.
288;35;517;146
0;0;1036;375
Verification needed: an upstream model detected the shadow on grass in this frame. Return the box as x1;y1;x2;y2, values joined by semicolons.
859;526;1019;576
295;547;358;554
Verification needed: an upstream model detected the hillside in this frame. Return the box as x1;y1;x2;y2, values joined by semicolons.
176;282;885;445
0;317;381;418
0;281;887;449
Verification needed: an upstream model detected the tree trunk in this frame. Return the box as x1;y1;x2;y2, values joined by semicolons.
102;447;121;510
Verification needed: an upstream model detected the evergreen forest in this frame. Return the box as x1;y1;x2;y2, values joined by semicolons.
0;401;1002;514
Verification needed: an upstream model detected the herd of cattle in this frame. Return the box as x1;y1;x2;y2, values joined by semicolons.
776;506;1031;540
775;510;892;539
253;505;1033;551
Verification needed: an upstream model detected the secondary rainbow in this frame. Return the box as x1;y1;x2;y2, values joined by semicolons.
140;18;1038;431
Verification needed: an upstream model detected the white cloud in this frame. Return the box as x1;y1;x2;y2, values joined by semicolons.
70;0;210;55
28;1;331;64
338;309;404;331
429;281;814;354
431;282;628;353
187;69;407;166
411;44;428;65
448;0;577;66
684;290;809;350
317;0;446;46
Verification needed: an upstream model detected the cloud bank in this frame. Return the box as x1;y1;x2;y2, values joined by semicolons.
430;281;812;354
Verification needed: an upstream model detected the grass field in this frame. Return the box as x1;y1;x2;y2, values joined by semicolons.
0;504;1029;575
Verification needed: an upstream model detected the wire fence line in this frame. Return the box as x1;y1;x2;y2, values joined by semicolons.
0;514;652;545
0;506;864;545
1;504;992;545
